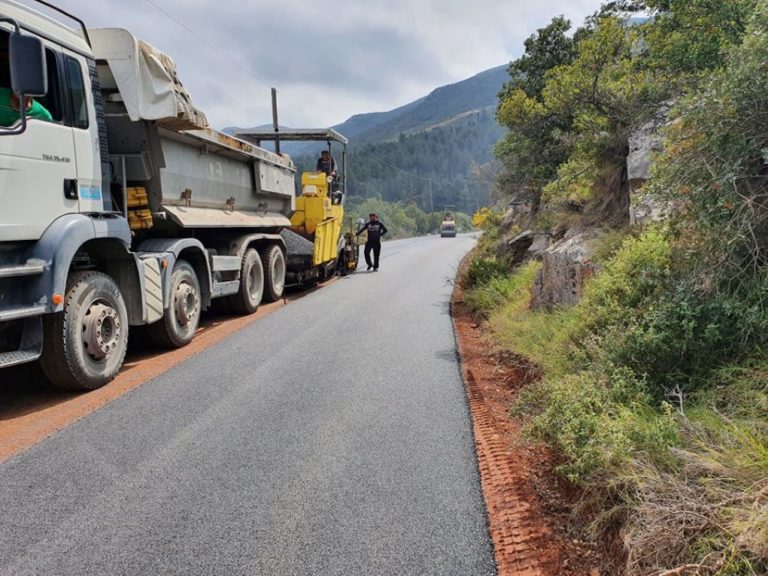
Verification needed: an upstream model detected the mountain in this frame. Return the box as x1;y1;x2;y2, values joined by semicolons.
328;64;507;213
229;64;507;148
340;64;508;144
227;64;510;213
330;97;426;141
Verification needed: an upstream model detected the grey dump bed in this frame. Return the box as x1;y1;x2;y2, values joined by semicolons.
89;27;295;229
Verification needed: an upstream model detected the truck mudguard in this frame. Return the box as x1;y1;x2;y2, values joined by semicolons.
136;237;213;309
28;214;132;314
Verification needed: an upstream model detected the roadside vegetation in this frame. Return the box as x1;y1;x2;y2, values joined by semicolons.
463;1;768;574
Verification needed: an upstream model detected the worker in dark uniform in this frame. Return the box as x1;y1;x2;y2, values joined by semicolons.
317;149;343;204
356;213;388;271
316;150;336;176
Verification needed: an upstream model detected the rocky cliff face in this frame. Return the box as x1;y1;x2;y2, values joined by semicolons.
628;107;671;226
531;230;601;310
495;204;600;310
494;109;670;310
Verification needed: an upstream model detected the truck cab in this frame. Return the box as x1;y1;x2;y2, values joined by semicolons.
0;0;298;390
0;1;131;381
0;12;104;243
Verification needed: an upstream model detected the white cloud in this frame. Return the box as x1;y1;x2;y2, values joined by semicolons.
41;0;602;128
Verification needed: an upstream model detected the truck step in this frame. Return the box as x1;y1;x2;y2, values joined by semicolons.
211;280;240;298
0;349;41;369
0;259;46;279
210;255;242;272
0;305;47;323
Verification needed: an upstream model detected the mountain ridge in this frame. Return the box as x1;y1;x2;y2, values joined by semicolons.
345;64;507;143
224;63;507;150
227;63;509;213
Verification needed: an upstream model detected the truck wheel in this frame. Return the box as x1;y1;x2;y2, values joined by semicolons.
41;271;129;390
148;260;201;348
261;244;286;303
228;248;264;314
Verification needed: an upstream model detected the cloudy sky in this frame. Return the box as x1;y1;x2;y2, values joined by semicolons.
49;0;602;129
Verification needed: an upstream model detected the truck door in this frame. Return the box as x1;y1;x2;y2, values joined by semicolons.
0;31;78;242
63;51;102;214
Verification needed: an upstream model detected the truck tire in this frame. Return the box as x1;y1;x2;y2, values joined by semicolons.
261;244;286;303
228;248;264;314
148;259;201;348
41;271;129;390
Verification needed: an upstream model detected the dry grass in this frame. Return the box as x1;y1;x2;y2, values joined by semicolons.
621;415;768;576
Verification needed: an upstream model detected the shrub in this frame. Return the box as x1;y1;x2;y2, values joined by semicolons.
600;282;768;395
516;367;678;483
622;409;768;575
465;260;539;316
462;257;508;289
578;226;672;335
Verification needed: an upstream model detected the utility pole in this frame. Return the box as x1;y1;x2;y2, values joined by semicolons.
271;87;280;155
428;179;434;213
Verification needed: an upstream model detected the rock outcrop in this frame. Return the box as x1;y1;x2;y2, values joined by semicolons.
627;106;671;225
500;201;533;230
531;230;601;309
497;229;553;269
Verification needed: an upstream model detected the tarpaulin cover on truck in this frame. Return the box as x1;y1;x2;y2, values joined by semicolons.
89;28;208;131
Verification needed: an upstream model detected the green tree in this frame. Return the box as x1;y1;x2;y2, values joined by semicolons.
644;0;758;73
495;17;579;209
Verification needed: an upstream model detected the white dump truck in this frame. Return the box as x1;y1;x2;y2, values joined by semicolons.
0;1;307;389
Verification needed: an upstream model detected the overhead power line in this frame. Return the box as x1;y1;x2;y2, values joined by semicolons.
143;0;274;94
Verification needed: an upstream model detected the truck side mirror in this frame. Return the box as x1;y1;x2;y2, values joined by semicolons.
0;27;48;136
10;33;47;96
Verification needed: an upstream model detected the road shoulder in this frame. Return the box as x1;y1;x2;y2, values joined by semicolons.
452;269;602;576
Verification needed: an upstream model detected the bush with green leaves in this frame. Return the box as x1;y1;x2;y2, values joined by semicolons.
516;367;678;483
481;1;768;571
651;3;768;279
464;260;538;316
461;257;508;290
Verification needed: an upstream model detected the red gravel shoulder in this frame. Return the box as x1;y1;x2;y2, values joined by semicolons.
452;280;603;576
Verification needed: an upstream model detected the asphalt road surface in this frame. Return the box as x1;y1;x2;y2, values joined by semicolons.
0;234;496;575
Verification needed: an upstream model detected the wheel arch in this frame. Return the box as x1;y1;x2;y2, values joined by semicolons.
178;247;211;308
76;237;144;324
28;214;133;314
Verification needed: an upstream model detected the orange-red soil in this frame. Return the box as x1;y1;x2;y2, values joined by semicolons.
452;283;603;576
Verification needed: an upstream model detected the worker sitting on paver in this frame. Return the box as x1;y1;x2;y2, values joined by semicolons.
316;150;336;176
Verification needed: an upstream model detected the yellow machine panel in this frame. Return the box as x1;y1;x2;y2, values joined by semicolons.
290;171;344;266
313;205;344;265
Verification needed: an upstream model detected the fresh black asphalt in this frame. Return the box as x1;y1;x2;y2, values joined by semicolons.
0;235;496;575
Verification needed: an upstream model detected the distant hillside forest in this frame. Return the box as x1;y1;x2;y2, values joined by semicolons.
294;110;503;214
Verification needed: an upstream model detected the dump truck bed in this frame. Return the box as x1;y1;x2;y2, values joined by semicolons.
90;27;295;229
